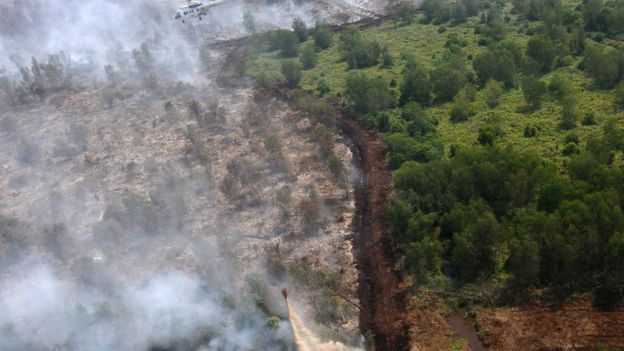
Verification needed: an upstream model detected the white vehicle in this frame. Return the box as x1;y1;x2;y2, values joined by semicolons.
174;0;225;23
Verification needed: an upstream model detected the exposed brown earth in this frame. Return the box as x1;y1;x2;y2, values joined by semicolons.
477;301;624;350
338;110;410;350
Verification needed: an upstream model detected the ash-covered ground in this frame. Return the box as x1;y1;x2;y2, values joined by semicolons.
0;0;397;350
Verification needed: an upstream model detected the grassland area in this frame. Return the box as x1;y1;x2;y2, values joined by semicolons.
247;6;622;170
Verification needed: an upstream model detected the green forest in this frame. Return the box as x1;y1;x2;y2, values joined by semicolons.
243;0;624;307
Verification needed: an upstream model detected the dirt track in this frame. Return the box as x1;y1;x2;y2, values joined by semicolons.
339;110;410;350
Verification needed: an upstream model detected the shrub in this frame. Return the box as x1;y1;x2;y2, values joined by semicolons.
281;59;302;87
314;124;334;156
524;125;538;138
275;186;292;218
565;133;580;144
582;112;597;126
298;190;321;232
328;153;345;179
562;143;580;156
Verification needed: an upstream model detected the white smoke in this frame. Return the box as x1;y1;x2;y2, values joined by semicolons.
0;265;294;350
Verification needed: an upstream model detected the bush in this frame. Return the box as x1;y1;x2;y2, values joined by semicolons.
524;125;538;138
565;133;580;144
582;112;597;126
275;186;292;218
328;153;345;179
315;124;334;156
281;59;302;87
562;143;580;156
313;23;332;49
298;190;321;232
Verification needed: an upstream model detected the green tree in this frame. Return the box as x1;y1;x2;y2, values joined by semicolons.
473;44;518;88
614;82;624;111
449;201;501;282
313;23;332;49
401;102;436;136
300;44;316;69
450;89;476;123
281;59;302;87
277;30;299;58
483;79;504;108
400;57;431;106
243;11;256;33
345;71;393;114
430;65;466;102
526;35;557;72
381;46;393;68
522;75;546;110
507;236;540;286
394;1;416;26
292;17;308;43
583;45;623;88
560;96;578;129
339;26;381;69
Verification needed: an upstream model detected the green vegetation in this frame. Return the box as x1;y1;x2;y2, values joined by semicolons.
244;0;624;307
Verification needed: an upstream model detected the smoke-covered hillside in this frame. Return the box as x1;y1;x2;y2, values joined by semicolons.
0;0;398;349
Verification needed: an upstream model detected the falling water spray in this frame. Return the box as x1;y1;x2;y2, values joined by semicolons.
284;289;361;351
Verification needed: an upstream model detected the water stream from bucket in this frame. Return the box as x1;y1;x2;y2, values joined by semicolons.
286;300;361;351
